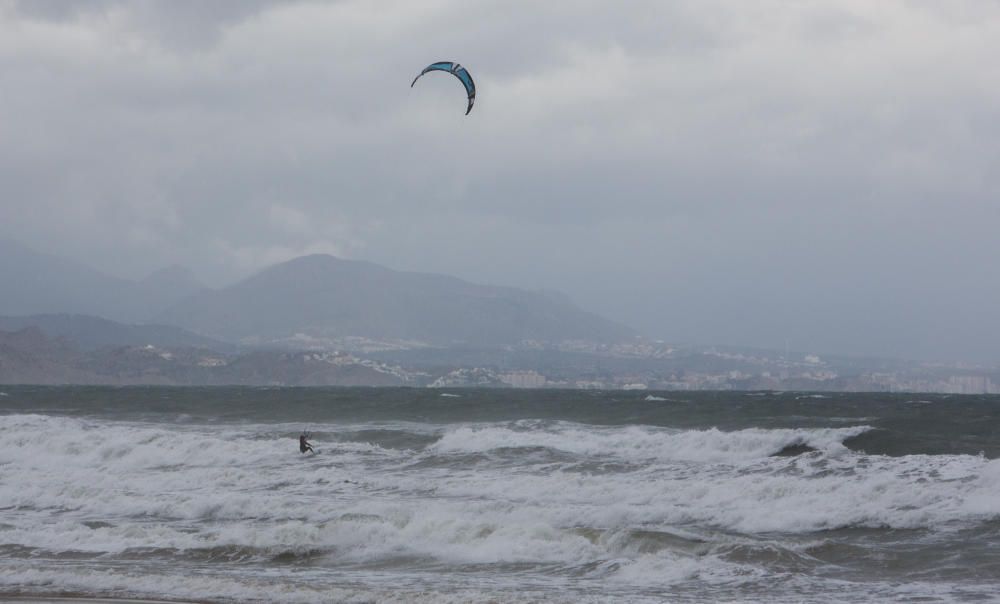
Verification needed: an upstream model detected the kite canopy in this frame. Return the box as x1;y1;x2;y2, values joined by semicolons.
411;61;476;115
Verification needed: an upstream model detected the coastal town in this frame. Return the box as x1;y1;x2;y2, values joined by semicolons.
6;324;994;393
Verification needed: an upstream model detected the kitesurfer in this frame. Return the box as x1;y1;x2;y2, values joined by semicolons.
299;432;314;454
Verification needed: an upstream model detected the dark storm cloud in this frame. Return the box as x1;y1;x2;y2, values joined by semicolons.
1;0;999;361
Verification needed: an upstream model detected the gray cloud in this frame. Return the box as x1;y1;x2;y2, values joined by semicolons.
1;0;999;361
10;0;287;49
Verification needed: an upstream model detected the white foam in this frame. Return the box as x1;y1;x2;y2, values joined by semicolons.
431;421;871;463
0;564;593;604
1;413;998;602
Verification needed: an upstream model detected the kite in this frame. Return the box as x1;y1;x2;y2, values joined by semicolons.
411;61;476;115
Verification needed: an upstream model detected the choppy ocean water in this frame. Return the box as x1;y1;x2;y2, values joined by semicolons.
1;386;998;603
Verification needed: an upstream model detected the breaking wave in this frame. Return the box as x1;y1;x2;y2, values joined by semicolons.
431;421;872;462
1;402;999;603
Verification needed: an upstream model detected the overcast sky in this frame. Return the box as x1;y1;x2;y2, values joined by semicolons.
1;0;998;361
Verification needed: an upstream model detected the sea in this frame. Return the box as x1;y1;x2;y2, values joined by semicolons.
1;386;998;603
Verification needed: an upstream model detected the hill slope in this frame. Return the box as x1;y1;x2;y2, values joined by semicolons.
0;239;131;319
0;239;205;322
0;314;230;352
158;254;633;346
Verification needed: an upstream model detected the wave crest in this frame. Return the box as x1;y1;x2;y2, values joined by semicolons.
431;422;872;463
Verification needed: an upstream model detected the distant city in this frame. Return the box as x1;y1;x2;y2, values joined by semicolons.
339;338;1000;393
4;321;996;392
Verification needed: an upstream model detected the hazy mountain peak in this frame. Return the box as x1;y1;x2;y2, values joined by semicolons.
159;254;634;346
0;240;207;323
0;238;130;319
266;253;378;273
291;253;342;262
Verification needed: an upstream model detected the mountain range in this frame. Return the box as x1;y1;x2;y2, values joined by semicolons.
0;239;633;349
157;254;633;347
0;239;205;322
3;240;995;391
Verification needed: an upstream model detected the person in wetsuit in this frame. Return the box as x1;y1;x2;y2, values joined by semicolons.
299;432;314;454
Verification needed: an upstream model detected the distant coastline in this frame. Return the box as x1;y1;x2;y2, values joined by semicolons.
1;323;997;392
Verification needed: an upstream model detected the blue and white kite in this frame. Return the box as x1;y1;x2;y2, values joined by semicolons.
411;61;476;115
